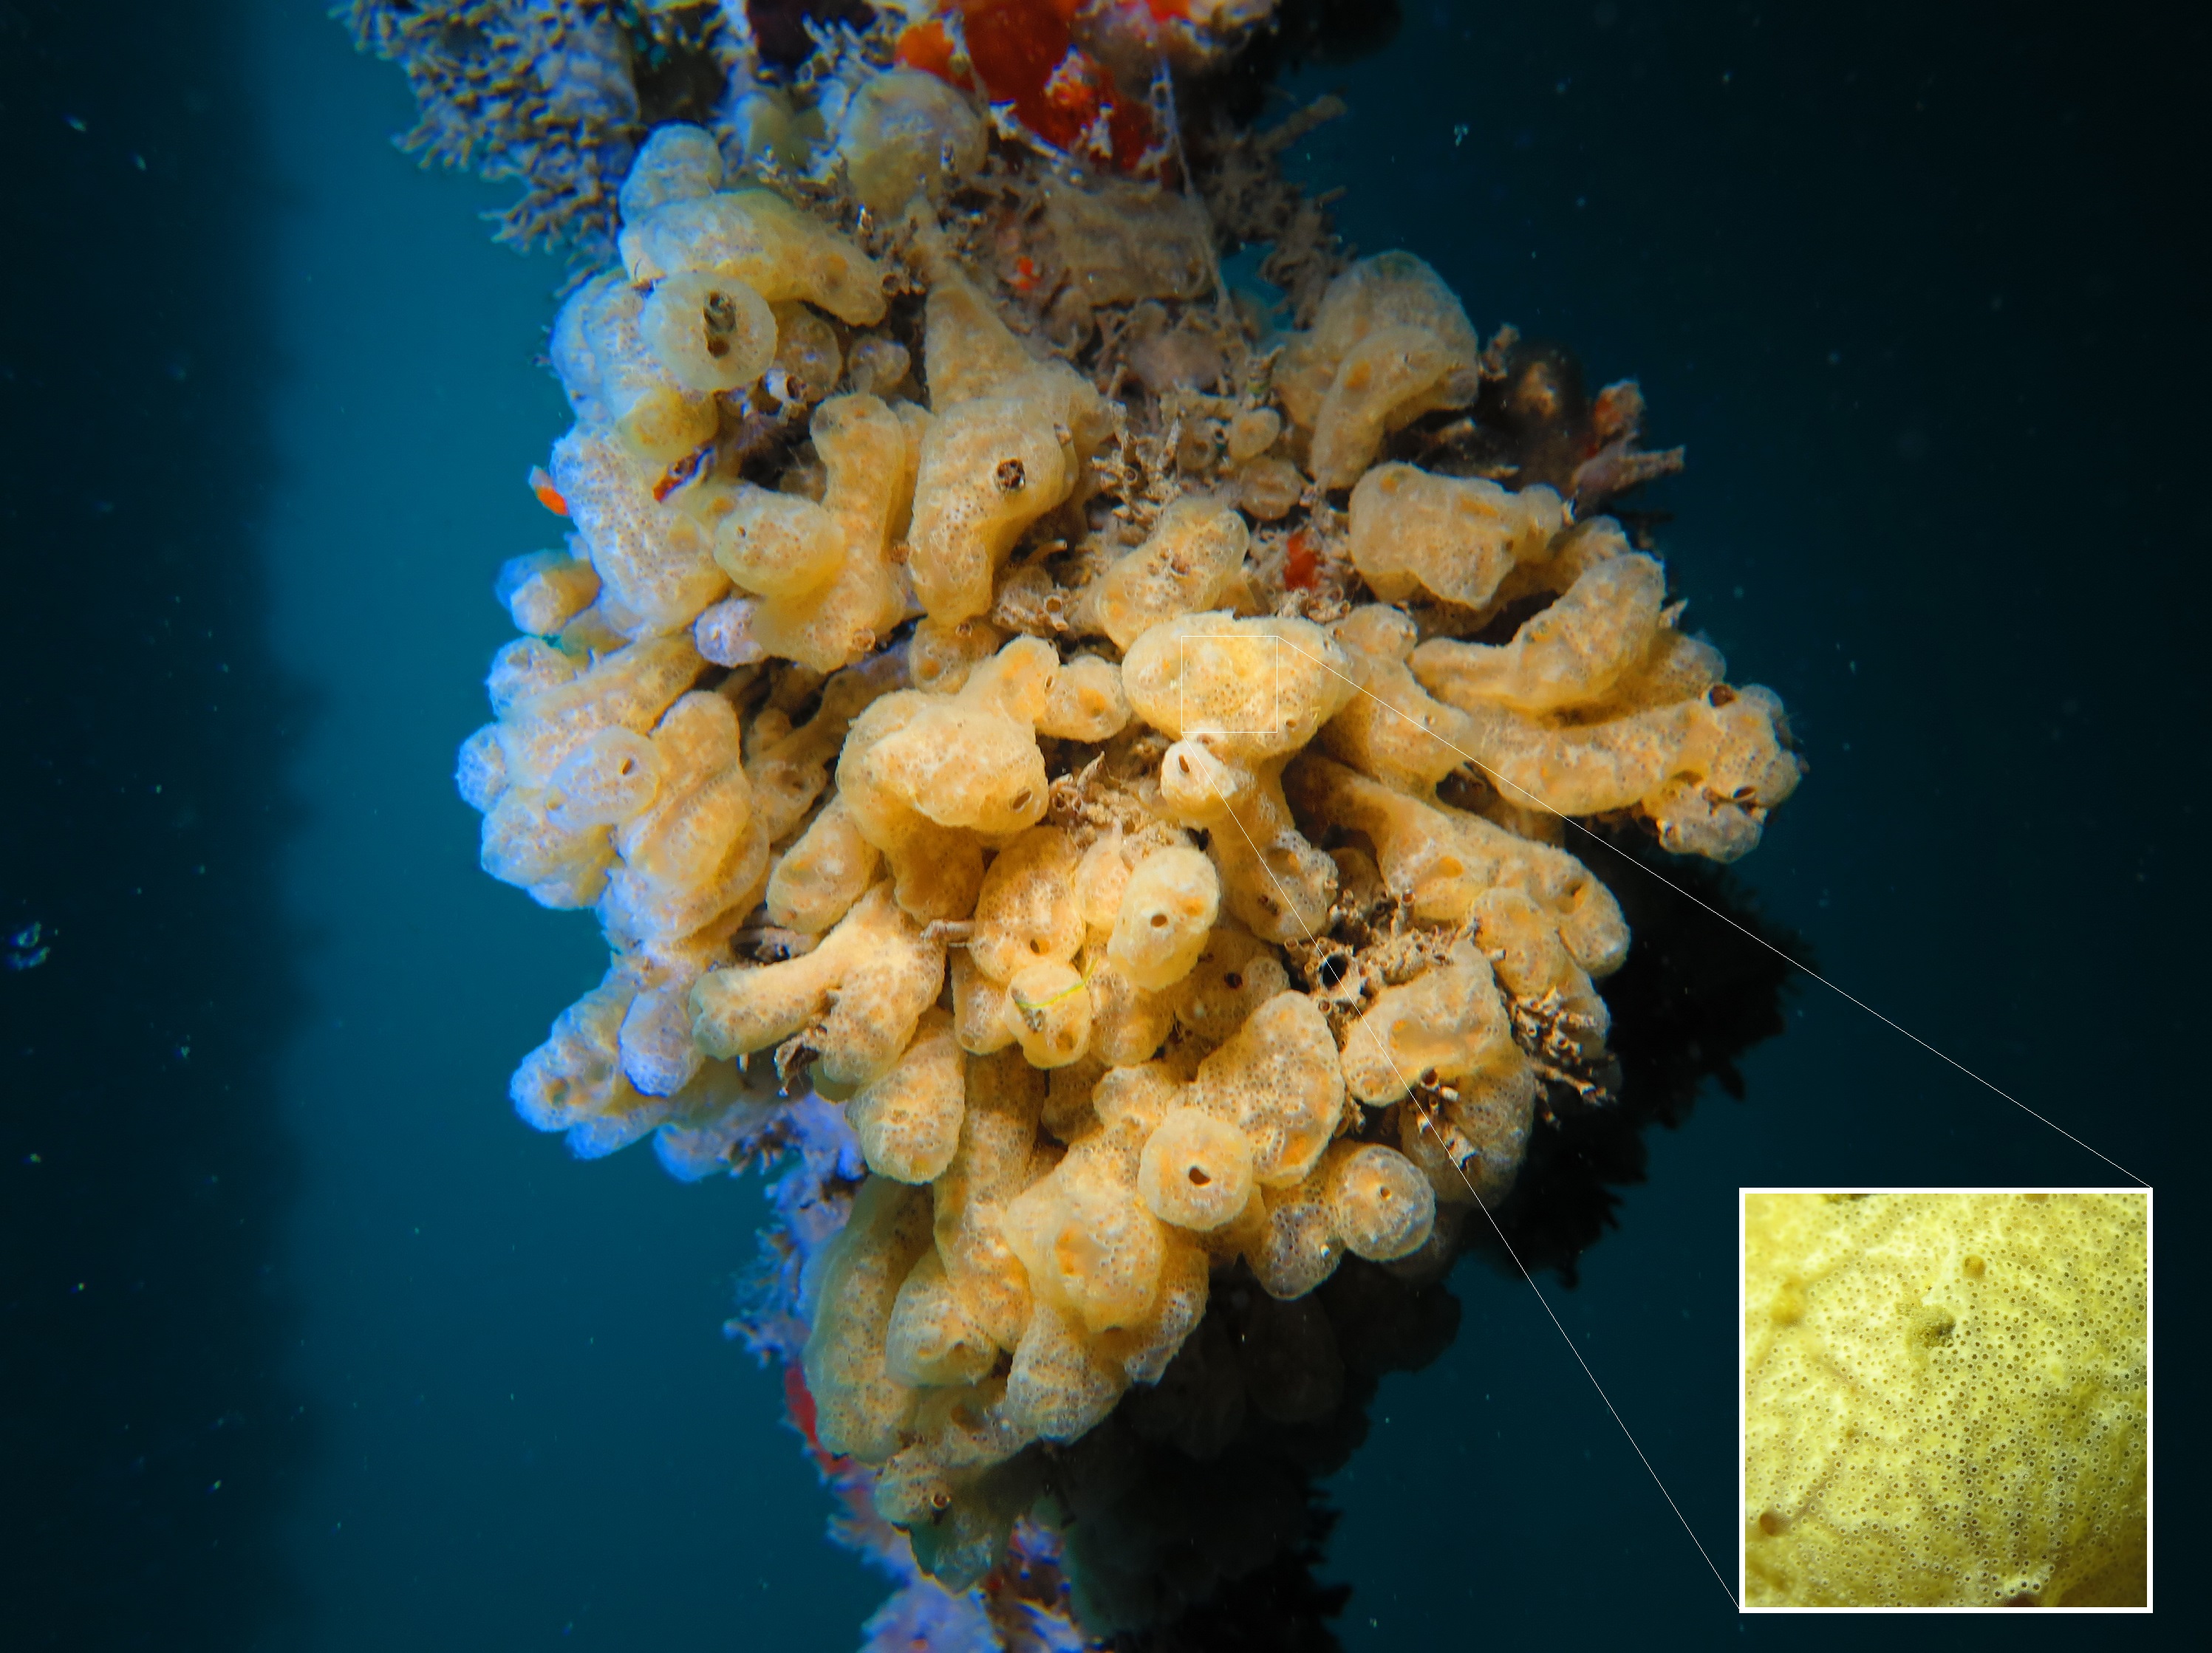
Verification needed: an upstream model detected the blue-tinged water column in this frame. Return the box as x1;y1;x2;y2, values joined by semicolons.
3;2;305;1644
253;5;869;1646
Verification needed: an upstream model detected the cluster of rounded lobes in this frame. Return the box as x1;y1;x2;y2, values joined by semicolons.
457;72;1800;1584
1742;1194;2147;1607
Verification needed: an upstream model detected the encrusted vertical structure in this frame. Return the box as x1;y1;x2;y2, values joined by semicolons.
367;4;1805;1641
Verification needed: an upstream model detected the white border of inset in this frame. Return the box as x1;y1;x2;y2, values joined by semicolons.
1177;631;1286;738
1736;1185;2153;1615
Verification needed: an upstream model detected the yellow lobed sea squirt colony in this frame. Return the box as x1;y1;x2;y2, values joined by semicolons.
1743;1193;2148;1607
457;69;1802;1586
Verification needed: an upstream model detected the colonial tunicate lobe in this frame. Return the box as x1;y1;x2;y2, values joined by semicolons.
620;185;890;324
1107;846;1219;992
1087;496;1251;651
1273;253;1486;489
1137;1108;1255;1232
640;268;779;394
831;67;989;219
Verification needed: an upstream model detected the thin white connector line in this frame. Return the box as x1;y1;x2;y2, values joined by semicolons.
1198;769;1743;1612
1254;632;2148;1188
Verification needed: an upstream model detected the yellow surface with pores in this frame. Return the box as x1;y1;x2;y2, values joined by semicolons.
1742;1192;2146;1607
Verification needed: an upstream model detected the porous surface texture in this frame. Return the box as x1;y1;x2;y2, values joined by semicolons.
1743;1192;2147;1607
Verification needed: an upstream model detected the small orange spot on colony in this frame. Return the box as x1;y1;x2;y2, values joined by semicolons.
528;464;568;516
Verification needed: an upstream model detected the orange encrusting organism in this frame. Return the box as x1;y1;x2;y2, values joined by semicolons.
528;463;568;516
893;17;966;83
903;1;1161;172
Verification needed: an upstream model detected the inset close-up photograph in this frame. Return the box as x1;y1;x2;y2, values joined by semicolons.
1742;1191;2149;1611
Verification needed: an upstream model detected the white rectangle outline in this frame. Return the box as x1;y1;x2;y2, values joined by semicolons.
1735;1185;2154;1615
1178;632;1286;738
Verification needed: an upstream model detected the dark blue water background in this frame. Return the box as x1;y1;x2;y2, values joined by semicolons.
2;1;2202;1648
